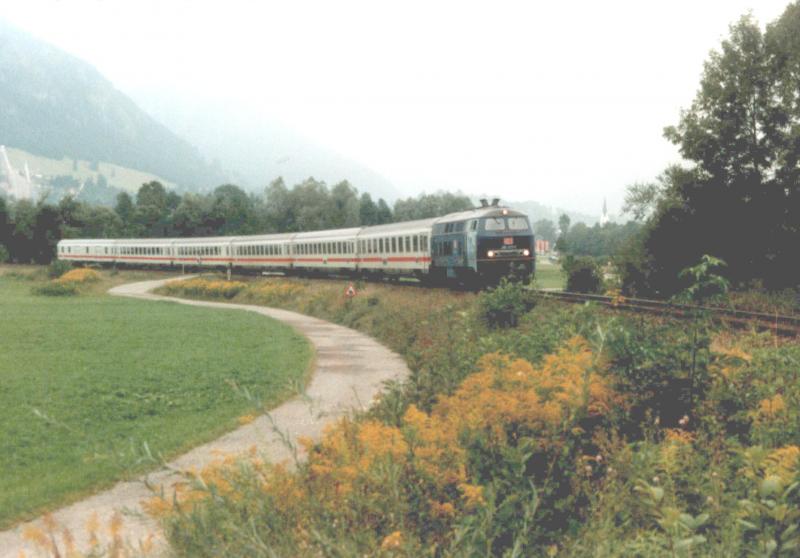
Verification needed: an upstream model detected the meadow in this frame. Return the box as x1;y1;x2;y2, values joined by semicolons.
0;267;311;527
532;258;566;290
154;275;800;557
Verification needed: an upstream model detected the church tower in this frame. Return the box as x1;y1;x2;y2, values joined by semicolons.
600;198;610;226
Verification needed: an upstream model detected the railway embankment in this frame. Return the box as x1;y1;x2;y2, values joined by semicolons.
0;276;409;557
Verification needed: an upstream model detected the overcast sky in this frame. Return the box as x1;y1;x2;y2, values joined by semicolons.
2;0;793;216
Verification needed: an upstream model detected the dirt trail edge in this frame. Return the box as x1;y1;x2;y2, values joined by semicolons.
0;277;410;557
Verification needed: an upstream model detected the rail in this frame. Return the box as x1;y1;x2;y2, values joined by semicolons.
532;290;800;337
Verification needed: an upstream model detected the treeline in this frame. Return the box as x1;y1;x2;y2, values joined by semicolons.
0;177;472;264
618;6;800;296
532;215;642;259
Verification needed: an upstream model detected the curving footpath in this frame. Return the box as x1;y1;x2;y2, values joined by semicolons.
0;277;409;557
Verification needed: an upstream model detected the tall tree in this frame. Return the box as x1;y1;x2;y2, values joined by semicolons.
209;184;256;235
376;198;393;224
532;219;557;244
263;178;294;232
329;181;359;228
114;192;135;235
359;192;379;226
134;181;170;236
664;15;778;183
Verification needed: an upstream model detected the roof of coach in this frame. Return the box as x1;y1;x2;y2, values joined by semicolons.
434;206;528;224
58;238;118;246
229;232;296;244
292;227;361;241
358;218;437;236
169;236;237;244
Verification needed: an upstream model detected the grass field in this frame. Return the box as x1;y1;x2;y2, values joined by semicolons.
533;258;565;290
0;269;312;528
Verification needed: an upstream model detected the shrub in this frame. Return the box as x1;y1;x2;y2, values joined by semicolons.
477;278;531;328
563;255;603;293
0;244;8;263
164;278;249;300
153;338;620;556
47;259;72;279
56;268;101;284
32;282;78;296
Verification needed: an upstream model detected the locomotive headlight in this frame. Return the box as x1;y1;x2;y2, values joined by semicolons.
487;250;495;258
523;249;530;256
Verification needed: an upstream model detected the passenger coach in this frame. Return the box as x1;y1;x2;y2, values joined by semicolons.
57;201;535;287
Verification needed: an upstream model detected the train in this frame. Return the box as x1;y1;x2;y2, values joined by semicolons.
57;200;535;287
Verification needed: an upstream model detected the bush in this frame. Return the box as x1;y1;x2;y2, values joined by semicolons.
477;279;531;328
47;260;72;279
562;255;603;293
32;282;78;296
56;268;101;284
0;244;8;264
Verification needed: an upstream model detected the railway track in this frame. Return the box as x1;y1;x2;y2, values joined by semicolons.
532;290;800;338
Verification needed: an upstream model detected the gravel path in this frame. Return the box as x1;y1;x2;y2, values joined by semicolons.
0;277;409;557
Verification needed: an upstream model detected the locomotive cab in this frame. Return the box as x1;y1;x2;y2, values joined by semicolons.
474;209;535;285
430;206;535;287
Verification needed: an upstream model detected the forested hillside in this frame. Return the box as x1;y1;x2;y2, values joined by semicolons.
0;20;226;190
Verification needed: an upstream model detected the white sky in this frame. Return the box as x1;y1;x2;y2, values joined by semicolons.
1;0;793;215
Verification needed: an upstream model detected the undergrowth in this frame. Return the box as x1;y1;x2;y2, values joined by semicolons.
26;274;800;556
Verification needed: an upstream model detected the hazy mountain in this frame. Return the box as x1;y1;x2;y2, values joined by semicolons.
130;92;401;200
0;19;227;191
509;199;599;226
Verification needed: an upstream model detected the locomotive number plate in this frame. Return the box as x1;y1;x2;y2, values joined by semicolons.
503;237;514;245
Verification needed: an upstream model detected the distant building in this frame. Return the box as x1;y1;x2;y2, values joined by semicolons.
0;145;35;200
599;198;610;226
535;239;550;254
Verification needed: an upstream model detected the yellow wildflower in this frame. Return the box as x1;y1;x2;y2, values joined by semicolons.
380;530;403;550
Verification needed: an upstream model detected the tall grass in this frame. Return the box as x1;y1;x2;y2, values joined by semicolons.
152;276;800;557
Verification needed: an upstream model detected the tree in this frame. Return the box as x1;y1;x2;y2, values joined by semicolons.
359;193;379;226
134;181;170;236
114;192;135;234
209;184;256;235
620;11;800;294
172;194;213;237
263;178;294;232
555;213;570;252
664;15;778;183
0;195;10;240
292;178;333;231
329;181;359;228
393;192;472;221
376;198;393;224
532;219;557;244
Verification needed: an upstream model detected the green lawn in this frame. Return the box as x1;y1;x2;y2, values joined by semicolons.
533;259;565;290
0;272;311;527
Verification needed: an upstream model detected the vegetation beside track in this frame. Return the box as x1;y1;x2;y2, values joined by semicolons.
0;267;311;528
149;275;800;557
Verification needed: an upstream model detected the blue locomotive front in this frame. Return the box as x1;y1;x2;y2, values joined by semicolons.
430;205;535;286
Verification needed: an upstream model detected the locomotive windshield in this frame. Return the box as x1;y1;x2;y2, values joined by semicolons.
483;217;530;231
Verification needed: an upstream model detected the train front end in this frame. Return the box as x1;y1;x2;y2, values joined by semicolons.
475;208;535;285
